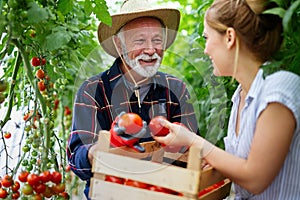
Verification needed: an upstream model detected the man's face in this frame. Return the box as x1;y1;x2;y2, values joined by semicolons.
118;17;165;78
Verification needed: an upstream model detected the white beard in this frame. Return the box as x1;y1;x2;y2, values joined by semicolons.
122;51;161;78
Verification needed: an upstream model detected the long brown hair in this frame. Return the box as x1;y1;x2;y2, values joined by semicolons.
205;0;283;63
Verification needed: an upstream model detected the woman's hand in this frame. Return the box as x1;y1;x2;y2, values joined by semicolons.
153;119;198;148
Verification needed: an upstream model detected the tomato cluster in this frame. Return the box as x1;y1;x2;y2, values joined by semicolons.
18;171;67;199
104;175;182;196
31;56;46;67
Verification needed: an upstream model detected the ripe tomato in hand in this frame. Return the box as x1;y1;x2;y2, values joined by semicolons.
118;113;143;134
31;57;41;67
149;116;169;136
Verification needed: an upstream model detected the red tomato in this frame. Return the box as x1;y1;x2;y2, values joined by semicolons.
4;132;11;139
1;174;13;187
105;175;125;184
51;171;62;184
118;113;143;134
124;179;149;189
18;171;29;183
12;190;20;199
35;69;45;79
0;188;8;198
11;180;20;192
27;173;40;186
149;116;169;136
198;185;215;197
148;185;175;194
38;81;46;91
31;57;41;67
39;171;51;183
34;183;46;194
41;58;46;65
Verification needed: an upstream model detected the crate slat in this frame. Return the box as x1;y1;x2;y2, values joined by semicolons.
90;179;187;200
92;151;200;194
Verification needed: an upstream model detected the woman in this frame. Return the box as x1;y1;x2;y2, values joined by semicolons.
154;0;300;199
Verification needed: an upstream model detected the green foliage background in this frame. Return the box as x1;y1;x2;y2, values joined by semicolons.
0;0;299;198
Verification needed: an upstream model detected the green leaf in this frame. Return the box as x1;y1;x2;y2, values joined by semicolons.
269;0;286;8
263;7;285;18
93;0;112;26
58;0;74;15
27;2;48;23
283;0;300;32
44;31;72;51
84;0;93;16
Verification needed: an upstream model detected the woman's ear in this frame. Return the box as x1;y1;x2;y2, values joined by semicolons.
225;27;236;49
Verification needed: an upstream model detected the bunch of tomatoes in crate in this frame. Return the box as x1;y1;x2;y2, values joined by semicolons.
0;170;69;199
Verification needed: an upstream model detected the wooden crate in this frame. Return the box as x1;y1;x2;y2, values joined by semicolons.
90;131;231;200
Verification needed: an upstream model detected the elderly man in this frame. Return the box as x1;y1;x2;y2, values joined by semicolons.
67;0;198;199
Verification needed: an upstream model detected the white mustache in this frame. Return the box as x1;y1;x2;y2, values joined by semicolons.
135;53;160;61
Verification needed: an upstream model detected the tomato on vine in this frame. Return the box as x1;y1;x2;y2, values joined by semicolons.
4;132;11;139
51;171;62;184
38;80;46;91
31;57;41;67
12;190;20;199
36;69;45;79
18;171;29;183
21;184;33;195
27;173;40;186
1;175;13;187
11;180;20;192
0;188;8;198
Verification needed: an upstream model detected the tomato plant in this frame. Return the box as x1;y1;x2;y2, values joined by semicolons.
148;116;170;136
118;113;143;134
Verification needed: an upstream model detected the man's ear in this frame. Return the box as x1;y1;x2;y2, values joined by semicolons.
225;27;236;49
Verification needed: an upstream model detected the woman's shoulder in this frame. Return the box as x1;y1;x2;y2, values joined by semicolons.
264;70;300;92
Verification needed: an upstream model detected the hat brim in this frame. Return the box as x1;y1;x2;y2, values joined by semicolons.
98;8;180;57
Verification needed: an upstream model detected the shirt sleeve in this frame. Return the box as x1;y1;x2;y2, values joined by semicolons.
259;71;300;132
67;75;102;181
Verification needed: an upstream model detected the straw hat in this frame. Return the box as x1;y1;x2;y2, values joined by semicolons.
98;0;181;57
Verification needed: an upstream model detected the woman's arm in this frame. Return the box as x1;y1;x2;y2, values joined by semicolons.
155;102;296;194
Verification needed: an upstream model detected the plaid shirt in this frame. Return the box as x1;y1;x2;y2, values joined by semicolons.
67;58;198;197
